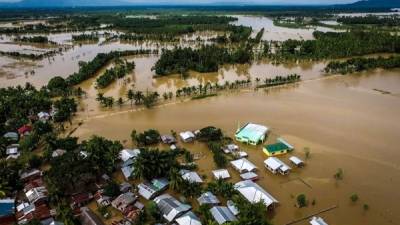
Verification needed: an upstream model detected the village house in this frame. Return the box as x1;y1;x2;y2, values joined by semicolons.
175;211;202;225
3;132;19;142
239;172;258;181
120;149;140;162
119;182;133;193
37;112;51;122
179;131;195;143
112;192;137;212
20;169;42;182
197;192;220;206
289;156;305;167
138;178;169;200
180;170;203;183
154;194;191;223
226;200;239;216
263;138;294;157
80;207;105;225
212;169;230;180
310;216;329;225
230;158;257;173
70;193;93;210
94;191;111;207
161;135;177;144
209;206;237;225
51;149;67;158
235;123;269;145
5;144;20;160
264;157;291;175
25;186;48;206
16;203;52;224
234;180;279;210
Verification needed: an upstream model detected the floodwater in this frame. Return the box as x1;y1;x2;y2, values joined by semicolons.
2;15;400;225
230;15;338;41
73;70;400;225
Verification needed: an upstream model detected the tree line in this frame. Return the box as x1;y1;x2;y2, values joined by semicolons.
152;45;253;76
96;59;135;89
325;56;400;74
337;16;400;27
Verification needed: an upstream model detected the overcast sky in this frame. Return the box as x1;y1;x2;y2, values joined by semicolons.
0;0;359;5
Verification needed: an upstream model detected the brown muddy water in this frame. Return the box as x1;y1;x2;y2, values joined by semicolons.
1;15;400;225
72;69;400;225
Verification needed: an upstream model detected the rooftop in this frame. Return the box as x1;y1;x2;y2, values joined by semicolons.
197;192;220;206
154;194;191;222
234;180;278;208
230;158;257;173
209;206;237;225
175;211;202;225
235;123;269;144
0;199;15;217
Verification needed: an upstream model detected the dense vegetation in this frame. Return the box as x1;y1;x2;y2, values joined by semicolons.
71;33;99;42
325;56;400;74
273;31;400;60
66;49;155;86
96;59;135;89
337;16;400;27
153;45;253;76
14;35;55;44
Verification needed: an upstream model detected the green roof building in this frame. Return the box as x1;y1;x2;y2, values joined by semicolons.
263;138;294;156
235;123;269;145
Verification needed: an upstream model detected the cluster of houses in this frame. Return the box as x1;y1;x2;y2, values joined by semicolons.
0;169;62;225
2;111;52;161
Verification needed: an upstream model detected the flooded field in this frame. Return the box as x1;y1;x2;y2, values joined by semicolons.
73;70;400;225
2;13;400;225
231;15;338;41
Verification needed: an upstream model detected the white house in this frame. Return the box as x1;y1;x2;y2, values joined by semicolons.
230;158;257;173
310;217;329;225
212;169;230;180
120;149;140;162
154;194;191;222
175;211;202;225
289;156;305;167
234;180;278;209
180;170;203;183
179;131;195;143
264;157;291;175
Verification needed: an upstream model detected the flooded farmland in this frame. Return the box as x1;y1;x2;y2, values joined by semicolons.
1;14;400;225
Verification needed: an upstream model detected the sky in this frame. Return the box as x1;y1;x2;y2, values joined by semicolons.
0;0;359;5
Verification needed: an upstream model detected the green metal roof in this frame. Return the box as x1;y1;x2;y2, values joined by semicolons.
264;142;289;153
235;123;268;142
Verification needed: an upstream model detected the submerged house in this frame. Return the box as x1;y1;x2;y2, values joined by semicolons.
263;138;294;157
209;206;237;225
234;180;279;210
212;169;230;180
230;158;257;173
138;178;169;200
3;132;19;142
197;192;220;206
175;211;202;225
179;131;195;143
120;149;140;162
264;157;291;175
289;156;305;167
235;123;269;145
310;216;329;225
161;135;177;144
180;170;203;183
154;194;191;222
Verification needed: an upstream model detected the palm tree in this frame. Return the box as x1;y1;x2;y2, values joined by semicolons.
168;167;183;191
117;97;124;108
127;89;134;107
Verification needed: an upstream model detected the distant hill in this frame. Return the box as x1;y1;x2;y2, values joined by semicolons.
0;0;130;7
346;0;400;8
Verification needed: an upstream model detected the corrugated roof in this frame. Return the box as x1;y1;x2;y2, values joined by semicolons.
210;206;237;225
197;192;220;206
234;180;278;208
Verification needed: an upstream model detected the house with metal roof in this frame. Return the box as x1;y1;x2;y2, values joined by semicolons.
25;186;48;206
154;194;191;222
235;123;269;145
80;207;105;225
234;180;278;210
264;157;291;175
175;211;202;225
111;192;137;212
263;138;294;156
120;149;140;162
209;206;237;224
226;200;239;216
179;131;195;143
310;216;329;225
180;170;203;183
161;135;177;144
212;169;230;180
289;156;305;167
138;178;169;200
230;158;257;173
239;172;258;181
3;132;18;142
197;192;220;206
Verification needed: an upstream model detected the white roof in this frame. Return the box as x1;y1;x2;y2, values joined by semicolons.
289;156;304;165
38;112;50;119
230;158;257;173
240;172;258;180
180;170;203;183
6;146;18;155
197;192;220;205
180;131;195;141
310;217;329;225
264;157;291;171
234;180;278;208
16;202;30;212
226;200;239;216
154;194;191;222
212;169;230;180
120;149;140;162
210;206;237;225
175;211;202;225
